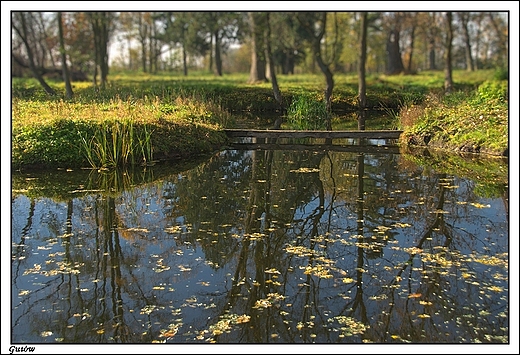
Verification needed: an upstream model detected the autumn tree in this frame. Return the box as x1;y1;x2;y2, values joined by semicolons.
66;12;96;76
199;12;242;76
265;13;306;75
486;12;508;69
11;12;56;95
88;12;113;87
163;12;190;75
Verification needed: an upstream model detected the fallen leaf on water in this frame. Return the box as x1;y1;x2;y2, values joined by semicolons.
470;202;491;208
236;315;251;324
290;167;320;173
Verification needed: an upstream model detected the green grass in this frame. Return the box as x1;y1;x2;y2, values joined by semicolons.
398;78;508;156
12;94;230;169
11;68;507;168
285;91;329;130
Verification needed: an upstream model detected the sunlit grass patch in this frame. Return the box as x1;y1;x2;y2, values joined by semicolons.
12;95;229;168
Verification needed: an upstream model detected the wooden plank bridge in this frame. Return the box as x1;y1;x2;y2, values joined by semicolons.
224;129;403;139
224;129;402;154
226;142;400;154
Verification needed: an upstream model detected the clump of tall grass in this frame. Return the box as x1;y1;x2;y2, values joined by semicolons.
79;120;153;169
286;93;329;130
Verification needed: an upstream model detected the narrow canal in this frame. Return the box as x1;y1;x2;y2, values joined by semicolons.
11;140;509;346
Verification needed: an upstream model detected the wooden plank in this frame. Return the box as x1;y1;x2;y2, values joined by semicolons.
227;142;401;154
224;129;403;139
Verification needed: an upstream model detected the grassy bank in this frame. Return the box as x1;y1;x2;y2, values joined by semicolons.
398;74;508;156
11;68;508;169
12;93;230;169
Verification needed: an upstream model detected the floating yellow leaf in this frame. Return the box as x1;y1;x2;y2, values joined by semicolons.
253;299;272;308
408;293;422;298
433;209;449;214
165;226;182;233
470;202;490;208
236;315;251;324
265;268;281;274
159;328;178;338
487;285;504;292
290;167;320;173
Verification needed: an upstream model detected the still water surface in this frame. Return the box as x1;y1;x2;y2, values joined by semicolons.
11;141;509;344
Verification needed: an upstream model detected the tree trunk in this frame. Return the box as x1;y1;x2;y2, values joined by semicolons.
386;29;404;75
138;14;148;73
459;12;475;71
358;12;368;119
57;12;73;99
283;50;295;74
182;43;188;76
406;25;416;74
314;48;333;131
248;12;267;84
208;35;213;72
127;37;132;70
90;12;110;88
428;37;436;70
150;17;157;74
214;30;222;76
444;12;454;94
265;13;283;128
427;13;437;71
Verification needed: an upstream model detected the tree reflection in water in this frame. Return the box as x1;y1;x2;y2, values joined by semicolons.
11;146;509;344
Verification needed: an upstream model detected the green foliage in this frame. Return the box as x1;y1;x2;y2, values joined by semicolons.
286;92;329;130
400;78;508;156
12;68;508;168
475;80;508;103
493;67;508;81
12;92;229;169
12;119;86;167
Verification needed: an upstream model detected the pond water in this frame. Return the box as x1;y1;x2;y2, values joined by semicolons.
10;139;509;347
